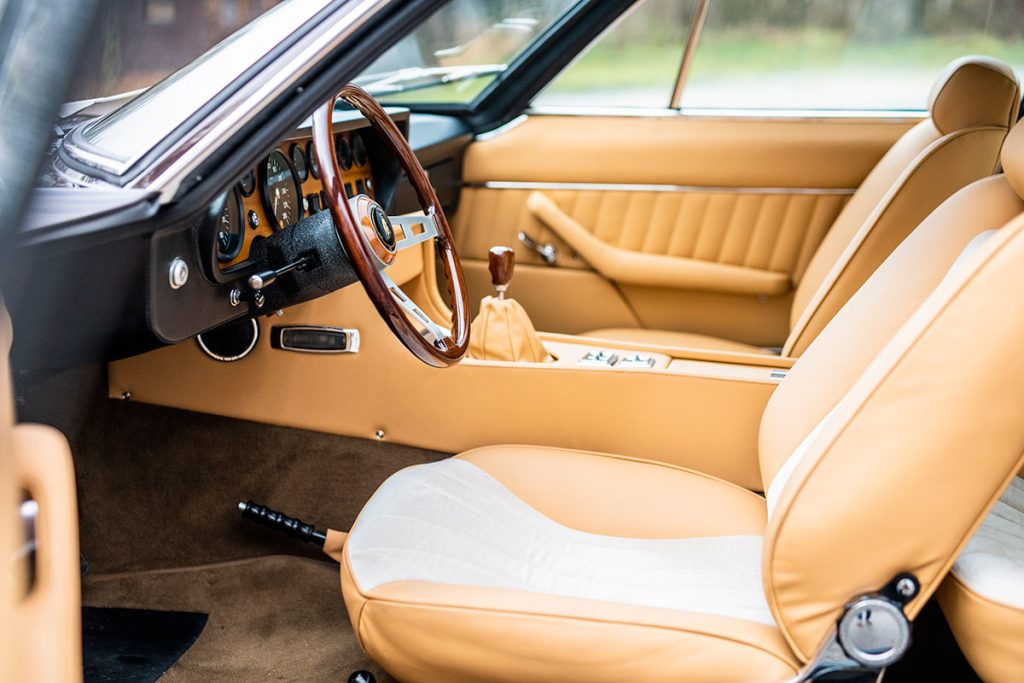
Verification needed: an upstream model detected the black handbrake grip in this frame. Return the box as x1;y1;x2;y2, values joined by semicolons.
237;500;327;547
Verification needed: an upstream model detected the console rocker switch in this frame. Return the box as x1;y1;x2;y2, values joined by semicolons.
270;326;360;353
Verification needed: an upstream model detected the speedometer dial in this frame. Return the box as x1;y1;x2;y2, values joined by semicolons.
259;151;301;230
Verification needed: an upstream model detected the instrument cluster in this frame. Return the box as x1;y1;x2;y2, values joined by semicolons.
215;130;375;270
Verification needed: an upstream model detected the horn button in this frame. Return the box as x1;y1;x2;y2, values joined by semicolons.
370;205;397;252
350;194;397;268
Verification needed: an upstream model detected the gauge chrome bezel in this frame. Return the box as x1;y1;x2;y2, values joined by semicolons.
289;143;309;182
258;150;302;231
215;187;245;263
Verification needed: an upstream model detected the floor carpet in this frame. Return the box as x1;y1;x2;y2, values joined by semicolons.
83;555;394;682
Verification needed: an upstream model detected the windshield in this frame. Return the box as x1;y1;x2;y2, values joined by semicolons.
70;1;288;101
355;0;580;104
66;0;326;175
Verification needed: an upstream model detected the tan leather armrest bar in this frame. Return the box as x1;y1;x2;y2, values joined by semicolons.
540;331;796;370
527;192;791;296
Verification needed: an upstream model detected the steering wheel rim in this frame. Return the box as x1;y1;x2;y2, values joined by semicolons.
311;84;470;368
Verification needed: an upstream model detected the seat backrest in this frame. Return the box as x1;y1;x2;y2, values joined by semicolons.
784;56;1020;357
756;121;1024;661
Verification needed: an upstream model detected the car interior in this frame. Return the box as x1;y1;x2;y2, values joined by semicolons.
5;1;1024;681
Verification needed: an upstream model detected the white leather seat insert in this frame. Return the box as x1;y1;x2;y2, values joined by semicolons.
347;458;773;625
952;476;1024;609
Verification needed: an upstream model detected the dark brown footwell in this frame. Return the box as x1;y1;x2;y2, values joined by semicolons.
83;555;395;682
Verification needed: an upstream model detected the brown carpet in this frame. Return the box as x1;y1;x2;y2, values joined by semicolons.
19;365;449;573
83;555;394;682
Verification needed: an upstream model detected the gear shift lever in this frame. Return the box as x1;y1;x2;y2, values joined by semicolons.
489;246;514;300
468;245;551;362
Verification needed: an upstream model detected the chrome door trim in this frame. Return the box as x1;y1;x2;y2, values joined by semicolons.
525;105;927;123
468;181;856;195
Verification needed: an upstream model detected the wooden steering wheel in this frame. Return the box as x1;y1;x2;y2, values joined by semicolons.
311;85;470;368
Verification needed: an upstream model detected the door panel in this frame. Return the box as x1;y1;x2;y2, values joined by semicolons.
0;303;81;683
453;114;915;346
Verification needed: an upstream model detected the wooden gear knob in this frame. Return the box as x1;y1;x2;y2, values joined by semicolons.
488;246;515;289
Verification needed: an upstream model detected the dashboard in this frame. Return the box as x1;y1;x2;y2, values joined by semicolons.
215;128;376;270
12;108;473;376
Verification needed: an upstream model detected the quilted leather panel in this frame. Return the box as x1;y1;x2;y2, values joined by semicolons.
347;457;774;625
453;188;849;283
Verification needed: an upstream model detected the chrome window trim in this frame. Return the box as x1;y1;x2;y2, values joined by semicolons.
67;1;330;176
133;0;388;201
468;181;855;196
525;105;928;122
669;0;710;109
58;0;388;201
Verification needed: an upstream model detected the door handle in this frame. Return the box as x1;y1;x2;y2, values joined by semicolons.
516;231;558;266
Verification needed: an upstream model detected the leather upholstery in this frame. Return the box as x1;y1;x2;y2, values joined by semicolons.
459;446;766;538
940;574;1024;683
342;447;798;683
939;476;1024;683
762;214;1024;658
759;174;1024;486
528;191;793;296
929;56;1021;134
342;176;1024;678
0;300;82;682
580;57;1019;355
468;296;551;362
459;114;912;345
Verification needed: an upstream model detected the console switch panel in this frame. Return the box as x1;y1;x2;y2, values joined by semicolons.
618;353;655;368
578;350;618;367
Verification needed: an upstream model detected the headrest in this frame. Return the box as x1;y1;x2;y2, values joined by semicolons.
928;56;1020;135
1000;120;1024;198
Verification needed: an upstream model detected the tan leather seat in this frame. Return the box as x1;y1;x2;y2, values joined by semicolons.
336;118;1024;680
939;477;1024;683
587;56;1020;357
935;128;1024;683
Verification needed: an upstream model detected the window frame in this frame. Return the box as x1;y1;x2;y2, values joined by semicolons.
528;0;934;121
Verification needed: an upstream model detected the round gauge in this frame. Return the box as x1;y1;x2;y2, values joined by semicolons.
216;188;244;262
306;141;320;180
336;135;352;171
239;170;256;197
352;132;368;167
290;143;308;182
259;151;302;230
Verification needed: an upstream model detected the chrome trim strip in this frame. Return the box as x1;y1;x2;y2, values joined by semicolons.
196;318;259;362
470;181;856;196
278;326;360;354
475;114;528;140
670;0;710;109
128;0;388;200
525;105;927;122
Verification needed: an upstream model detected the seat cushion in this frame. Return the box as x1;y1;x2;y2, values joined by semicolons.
940;476;1024;683
342;447;797;682
582;327;769;354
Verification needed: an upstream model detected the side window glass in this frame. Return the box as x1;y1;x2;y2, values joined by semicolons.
533;0;700;108
681;0;1024;112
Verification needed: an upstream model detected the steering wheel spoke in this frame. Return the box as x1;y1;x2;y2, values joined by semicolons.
390;208;439;254
381;272;450;344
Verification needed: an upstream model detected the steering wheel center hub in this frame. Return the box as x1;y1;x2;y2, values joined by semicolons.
349;194;397;268
369;204;397;252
